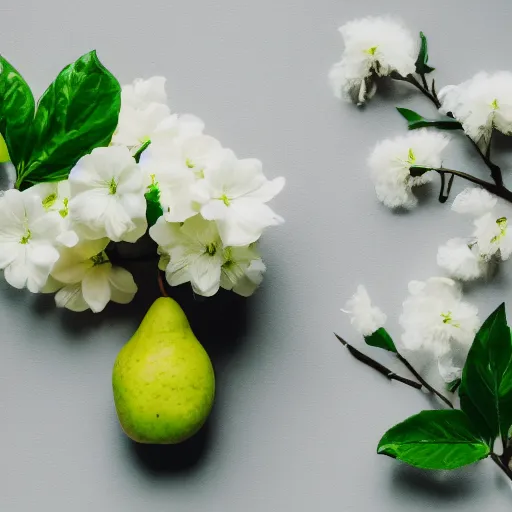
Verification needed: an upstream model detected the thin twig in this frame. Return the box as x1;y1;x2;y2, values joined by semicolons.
396;353;454;409
411;165;512;203
491;453;512;482
334;333;422;390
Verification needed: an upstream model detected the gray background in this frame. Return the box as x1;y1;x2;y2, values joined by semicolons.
2;0;512;510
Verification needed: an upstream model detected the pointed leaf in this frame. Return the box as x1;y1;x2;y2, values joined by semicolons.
415;31;435;75
460;303;512;444
396;107;461;130
378;410;490;470
17;50;121;189
0;55;35;167
364;327;397;353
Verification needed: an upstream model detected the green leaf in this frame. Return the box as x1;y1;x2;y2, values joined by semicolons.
396;107;462;131
460;303;512;444
415;32;435;75
364;327;397;353
0;55;35;168
377;410;490;470
145;182;163;227
446;378;461;393
17;50;121;189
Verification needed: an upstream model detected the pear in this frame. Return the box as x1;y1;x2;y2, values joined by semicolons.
112;297;215;444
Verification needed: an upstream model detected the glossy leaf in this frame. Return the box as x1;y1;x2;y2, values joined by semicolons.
17;50;121;189
0;55;35;167
460;303;512;444
415;32;435;75
378;410;490;470
145;183;163;227
396;107;461;130
364;327;397;353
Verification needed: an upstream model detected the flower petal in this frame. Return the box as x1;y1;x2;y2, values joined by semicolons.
55;283;90;312
82;264;112;313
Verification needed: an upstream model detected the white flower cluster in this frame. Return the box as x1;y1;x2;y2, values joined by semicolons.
0;77;284;310
437;187;512;281
368;130;450;209
439;72;512;152
329;17;417;105
343;279;480;382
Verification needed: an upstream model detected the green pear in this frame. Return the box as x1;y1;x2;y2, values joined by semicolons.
112;297;215;444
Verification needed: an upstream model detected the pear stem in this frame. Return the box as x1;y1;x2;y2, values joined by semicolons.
157;272;169;298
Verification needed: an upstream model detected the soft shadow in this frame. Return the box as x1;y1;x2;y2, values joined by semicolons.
0;162;15;190
127;421;212;476
390;463;480;502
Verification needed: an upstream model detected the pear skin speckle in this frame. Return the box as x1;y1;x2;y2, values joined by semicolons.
112;297;215;444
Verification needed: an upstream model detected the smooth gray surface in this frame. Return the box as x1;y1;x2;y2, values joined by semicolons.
2;0;512;510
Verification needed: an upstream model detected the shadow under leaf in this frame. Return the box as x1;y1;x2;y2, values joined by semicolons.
390;462;481;502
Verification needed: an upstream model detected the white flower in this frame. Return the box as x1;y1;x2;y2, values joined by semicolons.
473;212;512;261
113;104;171;148
399;277;479;359
28;180;79;248
30;180;71;216
437;238;488;281
368;130;450;208
451;187;497;216
68;146;147;243
112;77;171;148
329;17;417;104
193;150;285;246
342;285;387;336
149;215;225;297
121;77;168;110
220;245;266;297
139;133;225;223
439;72;512;151
50;239;137;313
0;189;76;292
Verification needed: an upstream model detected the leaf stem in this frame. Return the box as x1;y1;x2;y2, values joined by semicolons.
395;353;454;409
157;271;169;298
334;333;422;390
491;453;512;482
411;165;512;203
133;140;151;163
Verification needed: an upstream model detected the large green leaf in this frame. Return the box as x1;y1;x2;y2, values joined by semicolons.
415;32;435;75
0;55;35;167
460;303;512;444
396;107;462;130
364;327;397;353
378;410;490;470
16;50;121;189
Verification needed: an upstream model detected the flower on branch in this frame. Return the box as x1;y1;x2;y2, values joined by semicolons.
368;130;450;208
329;17;417;105
439;72;512;152
439;188;512;280
342;285;387;336
437;238;489;281
399;277;479;380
